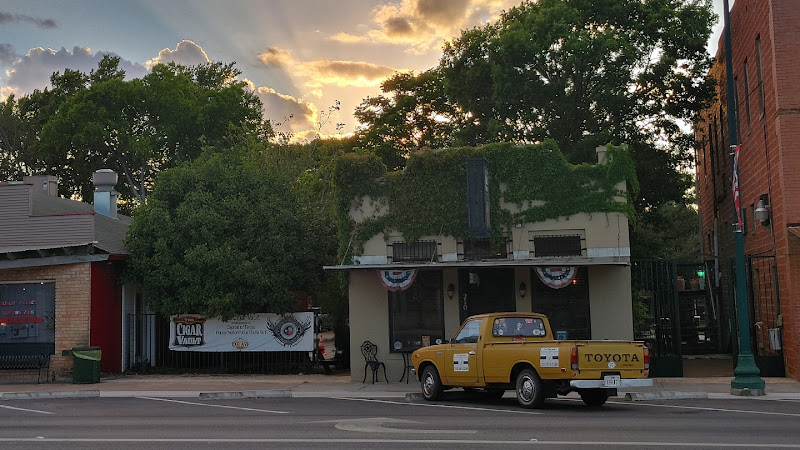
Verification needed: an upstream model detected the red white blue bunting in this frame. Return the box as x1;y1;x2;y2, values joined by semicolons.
534;266;577;289
378;269;418;291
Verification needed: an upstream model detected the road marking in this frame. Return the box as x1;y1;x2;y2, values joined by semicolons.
0;438;798;447
311;417;476;434
558;397;800;418
136;396;288;414
338;397;542;414
0;404;54;415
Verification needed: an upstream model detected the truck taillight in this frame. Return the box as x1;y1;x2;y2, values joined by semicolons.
571;346;578;371
643;346;650;369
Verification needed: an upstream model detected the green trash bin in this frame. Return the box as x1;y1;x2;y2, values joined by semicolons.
72;346;101;384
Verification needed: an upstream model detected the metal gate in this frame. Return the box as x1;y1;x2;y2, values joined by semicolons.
631;260;682;377
728;255;785;377
126;313;318;374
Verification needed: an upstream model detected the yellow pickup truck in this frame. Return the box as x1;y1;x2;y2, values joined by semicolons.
411;312;652;408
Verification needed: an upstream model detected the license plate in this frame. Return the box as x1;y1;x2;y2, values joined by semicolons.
603;375;621;387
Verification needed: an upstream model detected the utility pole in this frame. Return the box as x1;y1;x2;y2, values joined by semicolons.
723;0;765;396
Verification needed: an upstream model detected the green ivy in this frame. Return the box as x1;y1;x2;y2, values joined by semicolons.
334;141;638;261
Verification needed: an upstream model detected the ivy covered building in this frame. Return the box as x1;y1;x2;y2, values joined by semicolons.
327;142;638;381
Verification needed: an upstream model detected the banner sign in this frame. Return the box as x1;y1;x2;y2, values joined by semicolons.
534;267;577;289
732;144;743;230
378;269;418;291
169;312;313;352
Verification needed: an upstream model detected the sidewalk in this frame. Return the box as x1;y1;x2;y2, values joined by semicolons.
3;373;800;401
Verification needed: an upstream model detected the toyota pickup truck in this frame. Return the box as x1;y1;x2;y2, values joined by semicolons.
411;312;652;408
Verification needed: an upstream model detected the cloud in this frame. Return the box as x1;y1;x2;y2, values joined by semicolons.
244;80;316;134
145;40;210;69
258;46;401;88
330;0;517;53
2;46;147;98
0;43;18;65
0;12;57;29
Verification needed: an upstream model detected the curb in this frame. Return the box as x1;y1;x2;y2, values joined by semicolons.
625;391;708;401
198;389;292;400
2;390;100;400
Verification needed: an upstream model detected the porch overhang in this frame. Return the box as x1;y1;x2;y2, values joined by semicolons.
324;255;630;270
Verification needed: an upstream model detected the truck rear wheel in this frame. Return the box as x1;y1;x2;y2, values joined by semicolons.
579;389;609;406
421;366;443;401
515;368;545;408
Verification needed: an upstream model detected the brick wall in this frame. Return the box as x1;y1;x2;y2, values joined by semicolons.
697;0;800;379
0;263;91;380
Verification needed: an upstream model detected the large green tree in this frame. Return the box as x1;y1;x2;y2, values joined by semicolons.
125;147;331;319
354;0;714;258
10;56;267;204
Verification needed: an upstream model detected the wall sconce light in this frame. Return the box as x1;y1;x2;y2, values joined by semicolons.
755;195;771;226
519;282;527;298
447;283;455;300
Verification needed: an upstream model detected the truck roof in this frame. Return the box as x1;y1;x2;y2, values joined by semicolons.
466;312;547;320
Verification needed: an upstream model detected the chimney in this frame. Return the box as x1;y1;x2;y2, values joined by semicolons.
596;145;608;164
92;169;118;218
22;175;59;196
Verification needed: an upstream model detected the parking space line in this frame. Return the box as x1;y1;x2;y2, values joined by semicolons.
0;404;54;415
554;398;800;418
137;396;288;414
337;397;543;414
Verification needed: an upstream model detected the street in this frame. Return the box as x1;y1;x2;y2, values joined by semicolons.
2;390;799;449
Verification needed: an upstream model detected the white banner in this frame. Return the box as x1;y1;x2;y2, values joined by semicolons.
168;312;314;352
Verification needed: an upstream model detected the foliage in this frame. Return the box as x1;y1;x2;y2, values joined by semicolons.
354;70;461;169
631;201;701;259
352;0;715;259
334;141;637;259
6;56;267;206
124;147;330;319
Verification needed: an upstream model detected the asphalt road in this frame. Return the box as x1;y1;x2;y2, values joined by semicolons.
1;391;799;449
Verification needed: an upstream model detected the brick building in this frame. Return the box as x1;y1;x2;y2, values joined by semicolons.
0;171;135;379
695;0;799;379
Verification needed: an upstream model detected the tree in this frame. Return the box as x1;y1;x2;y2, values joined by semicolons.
27;57;266;204
354;0;716;258
124;147;331;319
354;70;460;169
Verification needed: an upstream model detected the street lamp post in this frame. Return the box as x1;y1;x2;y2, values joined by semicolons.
723;0;765;396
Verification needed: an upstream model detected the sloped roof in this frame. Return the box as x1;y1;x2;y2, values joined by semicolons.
30;193;132;255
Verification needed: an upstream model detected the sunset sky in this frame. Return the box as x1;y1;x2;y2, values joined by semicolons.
1;0;728;141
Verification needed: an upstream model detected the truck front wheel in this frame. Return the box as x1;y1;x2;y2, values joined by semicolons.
579;389;609;406
421;366;444;401
515;369;545;408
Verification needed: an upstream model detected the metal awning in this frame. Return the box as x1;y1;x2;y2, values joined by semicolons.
324;256;630;270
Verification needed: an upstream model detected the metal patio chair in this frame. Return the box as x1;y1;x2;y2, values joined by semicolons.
360;340;388;383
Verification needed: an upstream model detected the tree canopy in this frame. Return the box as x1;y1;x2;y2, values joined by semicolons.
354;0;715;258
124;147;331;319
1;56;268;206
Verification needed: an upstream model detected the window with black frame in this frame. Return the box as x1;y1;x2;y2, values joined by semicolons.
389;271;445;352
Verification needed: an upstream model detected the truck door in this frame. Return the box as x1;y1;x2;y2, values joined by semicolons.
444;318;482;385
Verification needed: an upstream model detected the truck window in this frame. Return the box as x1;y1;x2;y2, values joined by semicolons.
453;319;481;344
492;317;546;337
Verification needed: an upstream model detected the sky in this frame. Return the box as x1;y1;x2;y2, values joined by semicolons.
1;0;730;142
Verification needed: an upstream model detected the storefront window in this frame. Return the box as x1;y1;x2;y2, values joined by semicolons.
0;282;56;355
389;271;444;352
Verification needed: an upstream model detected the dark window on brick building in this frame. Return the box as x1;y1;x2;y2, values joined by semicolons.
755;36;766;117
743;59;752;131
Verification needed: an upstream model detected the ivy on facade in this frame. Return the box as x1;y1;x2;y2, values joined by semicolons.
334;141;638;261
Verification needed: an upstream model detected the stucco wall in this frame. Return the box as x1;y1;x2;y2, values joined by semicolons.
588;265;634;340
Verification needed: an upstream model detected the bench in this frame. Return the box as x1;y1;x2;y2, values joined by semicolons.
0;354;51;383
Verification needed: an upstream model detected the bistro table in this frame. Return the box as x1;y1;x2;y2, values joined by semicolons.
394;344;420;383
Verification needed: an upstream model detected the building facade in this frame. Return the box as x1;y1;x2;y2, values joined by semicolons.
329;145;635;382
695;0;799;379
0;172;135;379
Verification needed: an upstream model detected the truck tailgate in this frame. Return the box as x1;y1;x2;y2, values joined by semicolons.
574;341;648;374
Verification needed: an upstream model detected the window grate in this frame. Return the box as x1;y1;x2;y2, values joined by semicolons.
532;235;583;257
392;241;437;261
